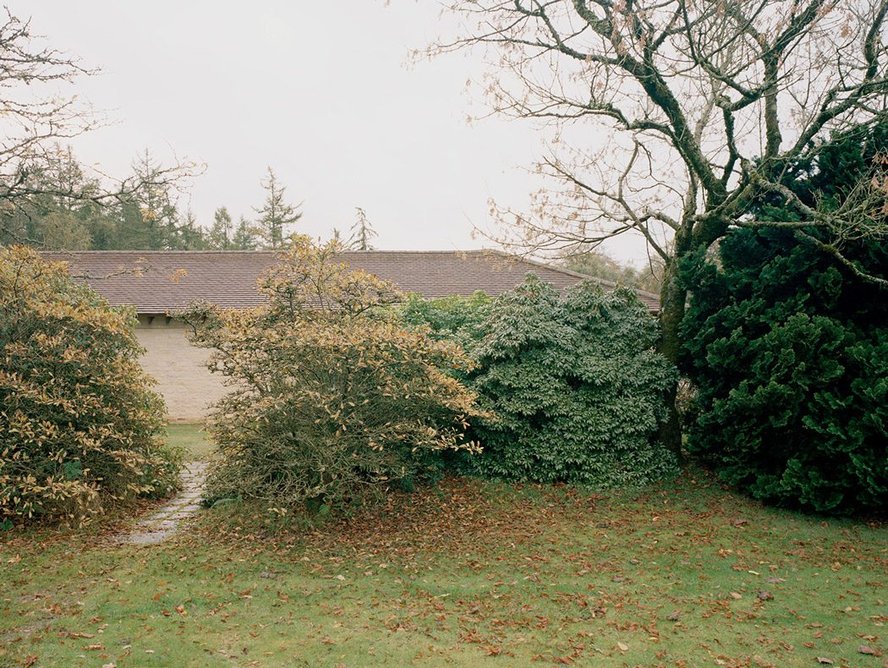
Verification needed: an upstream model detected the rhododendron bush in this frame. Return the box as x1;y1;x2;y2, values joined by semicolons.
405;277;678;486
0;247;180;525
183;237;484;514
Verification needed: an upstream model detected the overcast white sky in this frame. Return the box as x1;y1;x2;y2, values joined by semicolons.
13;1;650;263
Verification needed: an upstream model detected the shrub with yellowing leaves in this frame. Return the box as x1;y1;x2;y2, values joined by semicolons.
183;236;484;515
0;246;180;525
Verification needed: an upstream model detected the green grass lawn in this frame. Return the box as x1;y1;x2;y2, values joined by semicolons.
1;431;885;667
165;423;215;461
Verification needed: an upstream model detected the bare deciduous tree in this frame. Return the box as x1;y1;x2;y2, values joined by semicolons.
0;10;198;245
433;0;888;451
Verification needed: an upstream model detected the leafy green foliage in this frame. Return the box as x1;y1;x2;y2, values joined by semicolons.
399;291;493;349
0;247;180;525
183;236;484;515
679;229;888;514
562;250;664;293
408;277;677;486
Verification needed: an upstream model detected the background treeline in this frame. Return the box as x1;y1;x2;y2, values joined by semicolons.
0;147;300;252
560;249;665;293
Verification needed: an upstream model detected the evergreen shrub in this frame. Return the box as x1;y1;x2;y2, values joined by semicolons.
680;229;888;513
0;246;179;525
679;122;888;514
405;276;678;486
400;291;492;348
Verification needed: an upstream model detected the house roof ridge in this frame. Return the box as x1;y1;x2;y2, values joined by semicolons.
40;248;660;313
45;249;279;255
477;249;661;300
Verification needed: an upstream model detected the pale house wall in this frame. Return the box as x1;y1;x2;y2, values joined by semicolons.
135;315;228;422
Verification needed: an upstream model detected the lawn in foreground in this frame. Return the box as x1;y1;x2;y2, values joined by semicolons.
0;445;884;667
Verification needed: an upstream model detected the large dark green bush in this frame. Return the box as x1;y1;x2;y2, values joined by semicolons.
679;123;888;514
679;229;888;514
0;246;180;525
421;276;677;486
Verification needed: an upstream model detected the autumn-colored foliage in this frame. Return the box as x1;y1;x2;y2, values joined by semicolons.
183;236;484;515
0;246;180;525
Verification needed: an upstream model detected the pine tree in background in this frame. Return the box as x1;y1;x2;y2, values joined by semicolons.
177;210;207;249
231;215;258;250
348;207;378;250
208;206;234;249
122;151;182;249
107;151;210;250
254;167;301;249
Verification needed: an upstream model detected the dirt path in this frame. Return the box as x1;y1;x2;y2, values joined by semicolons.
119;461;208;545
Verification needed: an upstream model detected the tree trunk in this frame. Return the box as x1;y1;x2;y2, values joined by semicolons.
656;259;688;461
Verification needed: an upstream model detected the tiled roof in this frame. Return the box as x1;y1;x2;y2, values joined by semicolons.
42;250;660;313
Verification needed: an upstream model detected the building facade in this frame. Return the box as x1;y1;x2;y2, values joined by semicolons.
47;250;658;421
